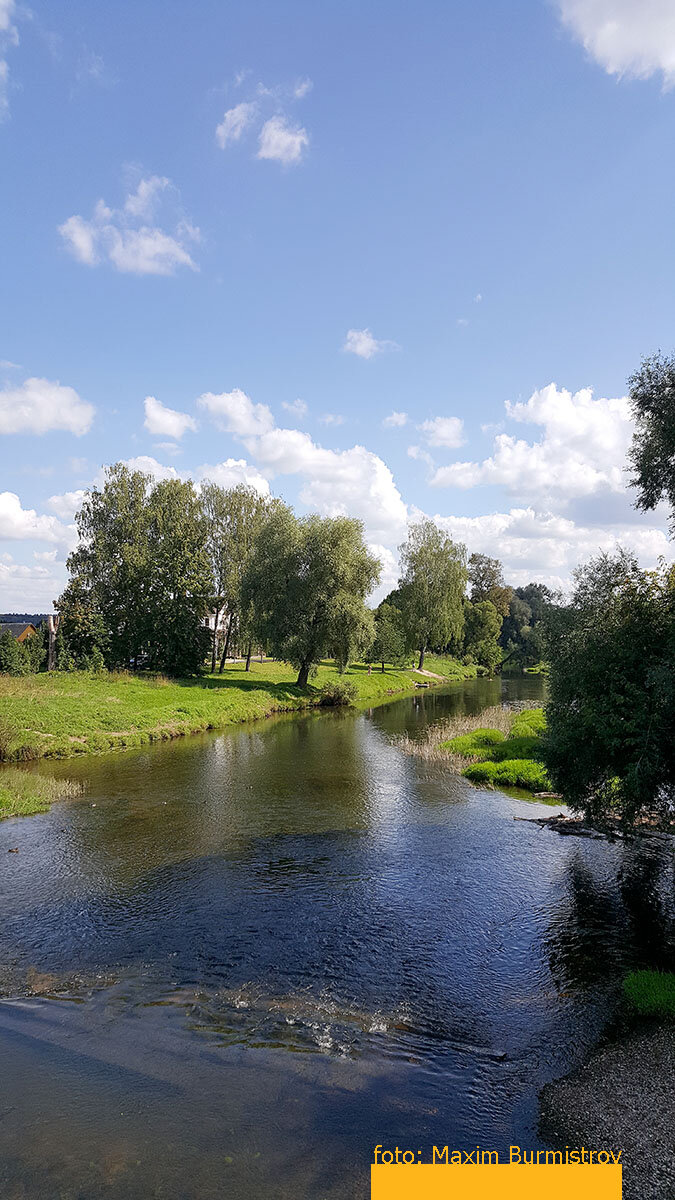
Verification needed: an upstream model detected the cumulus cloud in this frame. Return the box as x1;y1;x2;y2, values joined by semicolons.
257;115;309;165
383;411;408;428
58;176;200;276
319;413;344;426
0;555;63;610
343;328;398;359
430;505;671;594
215;101;257;148
143;395;197;440
0;492;74;544
0;0;18;121
47;490;86;521
430;383;632;502
120;456;184;482
557;0;675;86
197;388;275;437
0;377;94;435
418;416;465;448
196;459;270;495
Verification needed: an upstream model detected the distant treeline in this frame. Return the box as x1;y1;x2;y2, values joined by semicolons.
0;614;49;625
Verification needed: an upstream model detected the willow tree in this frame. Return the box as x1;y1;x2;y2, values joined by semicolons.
244;508;380;686
398;520;467;669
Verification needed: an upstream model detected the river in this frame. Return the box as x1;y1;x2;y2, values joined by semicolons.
0;675;672;1198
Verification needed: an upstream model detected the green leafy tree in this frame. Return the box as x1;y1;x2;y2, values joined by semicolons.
499;583;555;668
329;592;375;674
369;602;406;672
543;550;675;826
628;352;675;529
463;599;502;672
0;631;21;675
244;509;380;686
398;520;467;669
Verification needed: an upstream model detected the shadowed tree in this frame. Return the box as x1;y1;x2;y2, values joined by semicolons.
628;352;675;530
243;508;380;686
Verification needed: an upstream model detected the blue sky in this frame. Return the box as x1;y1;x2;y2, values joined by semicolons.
2;0;675;609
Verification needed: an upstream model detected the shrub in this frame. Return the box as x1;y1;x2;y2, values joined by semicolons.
489;734;543;762
317;679;357;707
623;970;675;1019
463;758;551;791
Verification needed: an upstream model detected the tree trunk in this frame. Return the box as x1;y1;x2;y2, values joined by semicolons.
245;640;252;672
219;612;234;673
418;645;425;670
210;606;220;674
47;614;60;671
296;660;311;687
381;661;385;673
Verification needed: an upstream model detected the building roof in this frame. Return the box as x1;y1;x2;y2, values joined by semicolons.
0;622;38;640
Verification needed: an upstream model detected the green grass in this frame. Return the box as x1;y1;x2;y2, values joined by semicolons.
0;656;476;765
442;706;551;793
623;970;675;1019
463;758;550;790
0;767;84;819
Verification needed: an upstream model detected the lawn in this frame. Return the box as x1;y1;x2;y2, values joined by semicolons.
0;656;476;765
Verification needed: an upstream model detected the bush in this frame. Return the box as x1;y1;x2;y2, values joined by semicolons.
463;757;551;791
623;970;675;1019
317;679;357;707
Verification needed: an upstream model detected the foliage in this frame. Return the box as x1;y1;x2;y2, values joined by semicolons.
468;553;512;617
623;970;675;1019
60;464;212;676
368;602;406;671
317;679;358;706
442;728;506;755
543;551;675;825
463;758;550;790
397;520;467;669
463;599;502;672
500;583;555;668
243;508;380;686
201;482;272;671
627;353;675;531
0;630;45;676
328;591;375;675
510;707;546;737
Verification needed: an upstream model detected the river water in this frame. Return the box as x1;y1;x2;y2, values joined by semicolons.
0;676;673;1198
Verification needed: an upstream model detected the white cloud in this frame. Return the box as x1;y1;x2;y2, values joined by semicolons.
319;413;344;426
47;490;86;521
431;383;632;501
0;377;94;436
216;101;257;148
558;0;675;85
293;77;313;99
418;415;465;448
383;411;408;428
456;317;469;328
282;398;308;418
196;459;270;495
33;549;58;563
0;555;63;611
153;442;181;455
59;177;199;276
120;456;184;483
0;492;74;544
143;395;197;440
197;388;275;437
430;505;671;594
343;328;397;359
474;293;482;303
0;359;20;369
0;0;18;122
407;444;435;469
257;115;309;165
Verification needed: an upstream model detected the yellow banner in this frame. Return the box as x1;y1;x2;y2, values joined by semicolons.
371;1164;622;1198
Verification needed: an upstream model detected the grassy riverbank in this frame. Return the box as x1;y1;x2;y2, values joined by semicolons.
0;656;477;768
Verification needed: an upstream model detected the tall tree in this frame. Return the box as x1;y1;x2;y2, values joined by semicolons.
543;551;675;826
369;602;406;672
628;352;675;528
244;509;380;686
463;599;502;673
398;520;467;669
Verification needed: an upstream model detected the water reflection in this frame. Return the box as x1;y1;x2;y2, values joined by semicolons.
0;675;672;1198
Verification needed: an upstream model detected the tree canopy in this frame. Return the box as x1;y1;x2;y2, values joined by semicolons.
397;520;467;669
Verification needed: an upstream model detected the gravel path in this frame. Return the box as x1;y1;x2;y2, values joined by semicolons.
540;1025;675;1199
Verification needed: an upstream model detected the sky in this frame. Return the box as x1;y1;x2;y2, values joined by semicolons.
2;0;675;611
